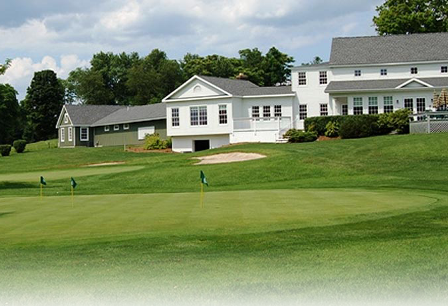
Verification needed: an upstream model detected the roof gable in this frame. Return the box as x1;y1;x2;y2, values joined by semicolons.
396;79;433;89
330;33;448;66
62;105;125;126
168;77;230;100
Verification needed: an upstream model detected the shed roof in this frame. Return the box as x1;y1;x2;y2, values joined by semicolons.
92;103;166;126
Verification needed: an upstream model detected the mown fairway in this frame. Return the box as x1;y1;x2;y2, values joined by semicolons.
1;134;448;305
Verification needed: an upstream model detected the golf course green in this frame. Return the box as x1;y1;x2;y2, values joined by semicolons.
1;133;448;304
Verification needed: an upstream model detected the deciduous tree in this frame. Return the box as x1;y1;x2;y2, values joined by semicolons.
0;84;21;144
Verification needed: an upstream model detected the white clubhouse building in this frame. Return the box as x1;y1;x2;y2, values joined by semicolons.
164;33;448;152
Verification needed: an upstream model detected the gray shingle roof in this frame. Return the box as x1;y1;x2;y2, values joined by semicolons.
64;103;166;127
65;105;124;125
92;103;166;126
325;77;448;93
330;33;448;66
199;75;293;96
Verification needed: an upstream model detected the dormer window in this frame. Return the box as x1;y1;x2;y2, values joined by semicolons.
411;67;418;74
442;66;448;73
380;69;387;76
354;70;361;77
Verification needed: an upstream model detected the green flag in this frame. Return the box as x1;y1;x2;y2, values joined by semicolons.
71;177;77;189
40;176;47;186
200;171;208;186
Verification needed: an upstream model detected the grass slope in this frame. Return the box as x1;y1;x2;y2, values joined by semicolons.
1;134;448;304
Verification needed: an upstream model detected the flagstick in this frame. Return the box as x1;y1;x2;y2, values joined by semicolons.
200;183;204;208
71;186;74;207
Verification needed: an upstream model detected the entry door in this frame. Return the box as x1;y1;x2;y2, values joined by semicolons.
194;140;210;152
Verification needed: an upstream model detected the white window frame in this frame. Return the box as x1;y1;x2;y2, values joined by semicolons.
219;105;228;125
298;72;307;86
354;70;361;77
342;104;348;116
171;108;180;127
114;124;119;131
61;128;65;142
263;105;271;118
442;66;448;74
299;105;307;120
404;98;414;111
68;127;73;142
411;67;418;75
123;124;130;130
274;105;282;117
383;96;394;113
190;106;207;126
353;97;363;115
138;126;155;140
416;98;426;113
319;71;328;85
380;69;387;76
320;104;328;116
80;127;89;142
252;106;260;118
368;97;378;114
104;125;110;132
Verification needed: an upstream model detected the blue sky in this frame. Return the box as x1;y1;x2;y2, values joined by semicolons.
0;0;383;99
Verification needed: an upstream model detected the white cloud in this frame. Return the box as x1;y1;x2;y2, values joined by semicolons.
0;55;89;100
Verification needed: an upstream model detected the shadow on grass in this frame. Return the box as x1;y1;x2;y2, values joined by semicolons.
0;182;36;189
0;211;15;218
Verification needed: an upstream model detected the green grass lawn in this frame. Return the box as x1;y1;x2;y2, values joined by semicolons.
1;134;448;304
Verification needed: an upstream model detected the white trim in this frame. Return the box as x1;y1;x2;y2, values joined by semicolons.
56;105;74;128
396;78;433;89
242;94;295;99
80;127;89;142
123;123;130;130
104;125;110;132
114;124;119;131
68;126;73;142
325;60;448;69
91;117;166;127
162;75;233;102
60;128;65;142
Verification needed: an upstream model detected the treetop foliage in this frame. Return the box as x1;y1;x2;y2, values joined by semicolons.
374;0;448;35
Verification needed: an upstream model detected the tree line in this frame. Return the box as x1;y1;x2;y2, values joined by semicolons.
1;0;448;145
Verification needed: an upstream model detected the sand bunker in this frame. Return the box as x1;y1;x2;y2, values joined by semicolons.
194;152;266;165
85;162;126;167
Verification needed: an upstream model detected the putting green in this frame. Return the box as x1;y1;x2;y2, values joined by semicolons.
0;189;437;244
0;165;145;182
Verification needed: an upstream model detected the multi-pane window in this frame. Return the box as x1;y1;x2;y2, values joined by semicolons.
299;105;307;120
252;106;260;118
199;106;207;125
274;105;282;117
353;97;363;115
417;98;426;113
404;98;414;111
442;66;448;73
320;104;328;116
171;108;179;127
319;71;328;85
263;106;271;118
354;70;361;77
80;127;89;141
342;104;348;115
68;127;73;141
383;96;394;113
380;69;387;76
368;97;378;114
61;128;65;142
219;105;228;124
411;67;418;74
190;106;207;126
298;72;307;85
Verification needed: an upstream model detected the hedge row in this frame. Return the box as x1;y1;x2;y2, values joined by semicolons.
304;109;411;139
0;140;27;156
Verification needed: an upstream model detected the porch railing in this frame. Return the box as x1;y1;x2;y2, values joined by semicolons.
233;117;292;137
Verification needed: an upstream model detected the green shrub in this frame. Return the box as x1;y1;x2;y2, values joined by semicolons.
287;131;318;143
325;121;339;137
387;109;412;134
305;116;345;136
144;133;168;150
13;140;27;153
339;115;382;139
283;129;298;139
0;145;12;156
165;137;172;149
